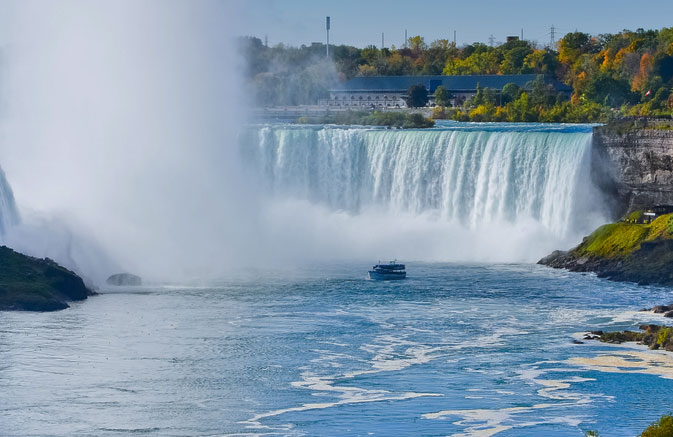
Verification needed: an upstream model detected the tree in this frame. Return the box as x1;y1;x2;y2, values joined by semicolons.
641;414;673;437
470;83;497;107
408;35;427;53
584;72;635;106
526;75;556;107
501;83;522;104
406;84;429;108
433;86;452;106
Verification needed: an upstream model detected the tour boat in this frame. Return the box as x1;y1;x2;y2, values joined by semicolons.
368;261;406;280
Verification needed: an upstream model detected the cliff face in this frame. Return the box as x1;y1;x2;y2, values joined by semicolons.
592;125;673;215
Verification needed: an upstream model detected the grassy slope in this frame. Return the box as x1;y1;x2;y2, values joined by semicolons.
563;213;673;285
572;213;673;259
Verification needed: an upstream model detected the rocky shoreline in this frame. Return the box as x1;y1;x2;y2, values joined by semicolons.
584;322;673;352
539;212;673;286
0;246;94;311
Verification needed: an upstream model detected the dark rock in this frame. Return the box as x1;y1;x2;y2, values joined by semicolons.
586;324;673;352
573;339;585;344
0;246;93;312
652;305;673;313
106;273;142;286
665;311;673;318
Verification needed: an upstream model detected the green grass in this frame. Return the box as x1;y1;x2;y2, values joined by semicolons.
573;213;673;259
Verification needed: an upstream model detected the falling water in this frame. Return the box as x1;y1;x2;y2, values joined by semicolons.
240;122;607;262
0;165;19;239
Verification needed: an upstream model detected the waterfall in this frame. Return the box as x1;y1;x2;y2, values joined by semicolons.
0;166;19;240
241;123;602;244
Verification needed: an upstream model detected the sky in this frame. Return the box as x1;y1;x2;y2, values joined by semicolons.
236;0;673;48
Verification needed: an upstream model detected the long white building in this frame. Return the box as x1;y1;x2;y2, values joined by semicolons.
320;74;572;108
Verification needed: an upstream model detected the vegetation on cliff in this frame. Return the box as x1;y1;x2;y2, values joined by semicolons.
297;110;434;128
585;414;673;436
0;246;93;311
240;27;673;121
641;415;673;437
539;213;673;285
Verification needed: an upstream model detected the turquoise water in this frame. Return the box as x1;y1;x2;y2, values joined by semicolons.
2;263;673;436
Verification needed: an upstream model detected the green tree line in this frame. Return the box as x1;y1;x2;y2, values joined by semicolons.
240;27;673;120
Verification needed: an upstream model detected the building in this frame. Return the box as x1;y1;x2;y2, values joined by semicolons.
321;74;572;108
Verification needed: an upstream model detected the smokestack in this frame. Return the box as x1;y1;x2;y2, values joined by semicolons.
404;29;407;48
381;32;384;49
325;16;330;58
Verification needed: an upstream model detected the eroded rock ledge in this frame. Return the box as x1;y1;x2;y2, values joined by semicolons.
0;246;94;311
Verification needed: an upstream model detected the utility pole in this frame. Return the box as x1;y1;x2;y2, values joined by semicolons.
488;34;495;47
326;16;330;58
453;30;456;46
549;24;556;48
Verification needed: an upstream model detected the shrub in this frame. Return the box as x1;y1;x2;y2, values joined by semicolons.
641;414;673;437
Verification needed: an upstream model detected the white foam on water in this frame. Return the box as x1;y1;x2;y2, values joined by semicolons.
422;403;583;437
242;334;447;430
423;363;604;435
567;344;673;380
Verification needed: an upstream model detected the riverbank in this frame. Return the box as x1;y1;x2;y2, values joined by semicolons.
0;246;94;311
539;212;673;286
586;322;673;351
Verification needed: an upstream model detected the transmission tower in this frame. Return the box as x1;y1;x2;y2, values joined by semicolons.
488;34;495;47
549;25;556;48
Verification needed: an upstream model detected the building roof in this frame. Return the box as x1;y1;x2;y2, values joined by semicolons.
331;74;572;93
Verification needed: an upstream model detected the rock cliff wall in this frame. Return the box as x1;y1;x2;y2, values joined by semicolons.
592;124;673;216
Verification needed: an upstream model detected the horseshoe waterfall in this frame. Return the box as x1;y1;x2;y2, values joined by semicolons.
240;122;608;262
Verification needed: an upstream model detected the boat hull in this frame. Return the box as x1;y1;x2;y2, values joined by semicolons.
368;271;406;280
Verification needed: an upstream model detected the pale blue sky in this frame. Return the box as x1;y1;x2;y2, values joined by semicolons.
235;0;673;48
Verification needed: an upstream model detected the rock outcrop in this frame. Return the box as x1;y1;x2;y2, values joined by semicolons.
592;122;673;215
106;273;142;286
539;213;673;286
586;324;673;352
0;246;94;311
